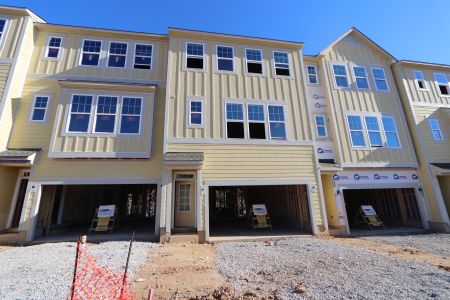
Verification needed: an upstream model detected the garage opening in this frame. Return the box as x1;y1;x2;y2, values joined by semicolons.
209;185;311;237
35;184;157;241
343;188;422;231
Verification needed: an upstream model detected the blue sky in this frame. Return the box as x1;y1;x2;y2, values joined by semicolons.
3;0;450;64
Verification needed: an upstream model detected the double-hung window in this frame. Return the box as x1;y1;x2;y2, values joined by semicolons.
347;115;365;147
413;71;427;90
273;52;290;76
31;96;49;122
186;43;204;69
434;73;449;96
245;49;263;74
134;44;152;69
108;42;127;68
94;96;118;133
120;97;142;134
226;103;244;138
0;19;7;44
68;95;93;133
46;37;62;58
315;115;327;137
268;105;286;139
189;100;203;126
353;66;369;89
364;116;383;147
217;46;233;71
80;40;101;66
381;116;400;148
307;66;318;84
333;64;349;88
372;68;389;91
429;118;444;141
247;104;266;139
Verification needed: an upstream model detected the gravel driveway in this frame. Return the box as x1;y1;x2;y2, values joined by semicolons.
215;237;450;299
0;241;154;300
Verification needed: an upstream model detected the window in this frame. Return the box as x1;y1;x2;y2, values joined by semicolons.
347;115;365;147
245;49;263;74
247;104;266;139
94;96;118;133
134;44;152;69
381;116;400;148
353;66;369;89
80;40;101;66
108;42;127;68
434;73;449;96
68;95;93;133
315;115;327;137
189;100;203;126
120;97;142;134
186;43;204;69
31;96;49;122
332;64;349;88
268;105;286;139
413;71;427;90
307;66;318;84
46;37;62;58
364;116;383;147
0;19;7;43
273;52;290;76
226;103;244;138
429;118;444;141
217;46;233;71
372;68;389;91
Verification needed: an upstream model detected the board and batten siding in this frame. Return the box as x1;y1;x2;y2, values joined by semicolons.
0;63;11;145
0;14;26;59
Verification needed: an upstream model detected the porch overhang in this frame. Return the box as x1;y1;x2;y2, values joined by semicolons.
164;152;204;170
0;148;40;166
430;163;450;176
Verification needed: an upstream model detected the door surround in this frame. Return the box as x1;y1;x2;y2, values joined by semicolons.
171;171;197;230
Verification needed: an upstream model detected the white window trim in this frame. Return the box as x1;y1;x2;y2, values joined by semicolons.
413;70;428;91
225;101;246;139
185;42;205;71
78;39;103;67
247;102;268;139
187;97;204;128
118;96;144;136
133;43;153;70
267;104;287;140
380;115;402;148
66;94;95;134
29;95;52;123
245;48;264;76
44;36;63;60
306;65;319;85
314;114;327;138
364;115;383;147
332;63;350;89
352;65;370;90
346;114;366;148
107;41;128;68
0;17;10;52
272;51;291;78
92;95;120;134
371;67;389;92
215;45;234;73
433;72;450;97
428;118;444;142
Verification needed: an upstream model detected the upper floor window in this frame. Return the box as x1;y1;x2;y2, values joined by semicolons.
134;44;152;69
0;19;7;43
273;52;290;76
347;115;365;147
68;95;93;133
31;96;49;122
94;96;118;133
364;116;383;147
315;115;327;137
307;66;318;84
353;66;369;89
226;103;244;138
46;37;62;58
217;46;233;72
428;118;444;141
268;105;286;139
108;42;127;68
186;43;204;69
332;64;349;88
381;116;400;148
120;97;142;134
80;40;101;66
245;49;263;74
413;70;427;90
189;100;203;126
372;68;389;91
434;73;449;96
248;104;266;139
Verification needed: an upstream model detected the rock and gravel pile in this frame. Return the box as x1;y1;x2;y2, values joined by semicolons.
0;241;154;300
215;237;450;299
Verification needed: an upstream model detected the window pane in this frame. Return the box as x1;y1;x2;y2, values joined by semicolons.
335;76;349;88
307;66;316;75
270;122;286;139
97;96;117;114
34;97;48;108
309;75;317;84
385;132;399;147
249;122;266;139
218;59;233;71
375;79;388;91
135;44;152;56
69;114;90;132
0;20;6;33
348;116;363;130
120;115;140;133
381;117;395;131
365;116;380;131
71;95;92;113
414;71;424;80
217;46;233;58
432;130;443;140
268;106;285;122
227;122;244;138
83;40;101;53
248;104;264;121
246;49;262;61
434;73;448;84
49;37;61;47
187;57;203;69
187;43;203;56
190;101;202;113
317;126;326;137
372;68;386;79
81;53;99;65
356;78;369;89
191;113;202;125
333;65;347;76
274;52;288;64
353;66;367;78
351;131;365;147
226;103;243;120
95;115;116;133
368;132;382;146
109;42;127;55
315;116;325;126
32;109;45;121
47;48;59;58
122;98;142;115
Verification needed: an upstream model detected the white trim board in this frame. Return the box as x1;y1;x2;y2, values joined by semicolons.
167;137;313;146
34;177;162;185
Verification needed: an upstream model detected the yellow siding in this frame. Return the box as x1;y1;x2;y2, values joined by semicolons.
321;174;340;228
0;63;11;147
0;15;24;59
0;166;19;229
438;176;450;217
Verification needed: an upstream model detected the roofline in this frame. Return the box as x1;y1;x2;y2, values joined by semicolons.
397;60;450;69
0;5;46;23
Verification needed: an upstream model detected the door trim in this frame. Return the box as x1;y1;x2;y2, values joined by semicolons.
7;169;30;229
171;171;196;229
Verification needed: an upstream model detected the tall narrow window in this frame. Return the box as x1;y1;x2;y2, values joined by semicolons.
186;43;204;69
273;52;290;76
189;100;203;126
372;68;389;91
353;66;369;89
364;116;383;147
68;95;93;133
268;105;286;139
80;40;101;66
307;66;318;84
315;115;327;137
134;44;152;69
245;49;263;74
217;46;233;71
31;96;49;122
333;64;349;88
120;97;142;134
108;42;127;68
381;116;400;148
46;37;62;58
413;70;427;90
429;118;444;141
247;104;266;139
347;115;365;147
0;19;7;43
434;73;449;95
94;96;118;133
226;103;244;138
